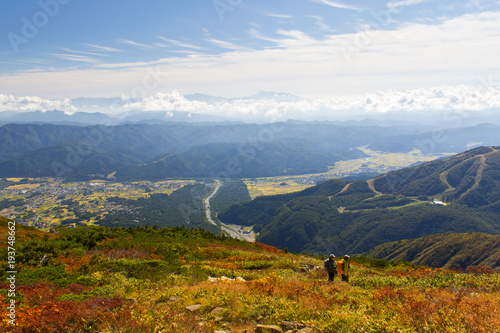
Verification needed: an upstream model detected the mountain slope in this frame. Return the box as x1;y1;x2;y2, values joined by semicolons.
2;218;500;332
0;122;385;178
1;122;499;179
368;123;500;153
114;139;365;180
366;232;500;271
373;146;500;207
219;147;500;262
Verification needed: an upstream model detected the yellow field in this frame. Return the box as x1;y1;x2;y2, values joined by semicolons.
6;178;33;182
245;179;311;199
5;183;40;190
331;147;451;174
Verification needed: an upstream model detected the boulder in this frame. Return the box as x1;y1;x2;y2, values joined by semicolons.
255;324;283;333
185;304;203;312
281;321;306;330
210;307;227;315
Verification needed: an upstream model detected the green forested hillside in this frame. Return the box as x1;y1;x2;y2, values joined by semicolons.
97;183;218;232
114;139;366;180
2;122;499;179
0;122;378;178
219;147;500;268
366;232;500;271
368;123;500;153
210;180;251;215
373;146;500;207
218;179;350;234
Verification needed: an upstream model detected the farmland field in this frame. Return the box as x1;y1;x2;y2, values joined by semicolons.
244;178;312;199
329;147;451;176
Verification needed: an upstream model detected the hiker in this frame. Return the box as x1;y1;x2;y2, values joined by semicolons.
337;255;350;282
324;254;337;282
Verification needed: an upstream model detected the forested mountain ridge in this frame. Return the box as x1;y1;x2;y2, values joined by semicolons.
368;123;500;153
365;232;500;271
114;139;365;180
1;122;499;178
218;147;500;266
0;122;385;178
373;146;500;207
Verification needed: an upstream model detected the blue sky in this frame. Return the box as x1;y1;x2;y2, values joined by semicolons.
1;0;500;117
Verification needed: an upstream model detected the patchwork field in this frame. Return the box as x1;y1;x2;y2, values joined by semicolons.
329;147;451;176
244;179;311;199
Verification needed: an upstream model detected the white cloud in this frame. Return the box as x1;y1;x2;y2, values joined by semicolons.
0;94;77;113
118;39;155;49
60;48;106;57
123;91;213;111
2;85;499;120
263;13;293;19
1;11;500;103
387;0;428;9
120;85;500;118
204;38;251;51
82;43;121;52
157;36;208;50
48;53;100;64
310;0;363;11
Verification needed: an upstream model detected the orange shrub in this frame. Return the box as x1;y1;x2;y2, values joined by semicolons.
465;266;496;274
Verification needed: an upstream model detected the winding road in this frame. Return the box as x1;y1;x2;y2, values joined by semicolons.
204;180;254;242
204;180;221;226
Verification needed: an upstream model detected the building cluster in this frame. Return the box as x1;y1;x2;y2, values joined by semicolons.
0;179;190;229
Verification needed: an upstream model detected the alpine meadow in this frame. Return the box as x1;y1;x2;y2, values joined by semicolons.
2;1;500;332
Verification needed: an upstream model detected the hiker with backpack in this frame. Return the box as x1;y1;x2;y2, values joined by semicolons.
324;254;337;282
337;255;350;282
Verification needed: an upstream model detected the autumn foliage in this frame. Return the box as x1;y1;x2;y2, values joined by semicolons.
1;222;500;332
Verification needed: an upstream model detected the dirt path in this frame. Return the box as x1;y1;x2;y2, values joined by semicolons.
329;182;352;200
458;155;486;200
440;147;499;200
366;179;382;195
439;169;455;193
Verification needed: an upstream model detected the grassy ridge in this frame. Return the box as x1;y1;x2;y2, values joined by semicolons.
1;219;500;332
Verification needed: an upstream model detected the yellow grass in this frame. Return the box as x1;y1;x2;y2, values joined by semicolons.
6;178;27;182
5;183;40;190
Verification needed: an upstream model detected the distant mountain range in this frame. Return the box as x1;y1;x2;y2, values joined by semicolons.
219;146;500;270
0;109;224;126
1;122;499;179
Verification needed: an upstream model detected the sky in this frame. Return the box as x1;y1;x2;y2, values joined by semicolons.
1;0;500;119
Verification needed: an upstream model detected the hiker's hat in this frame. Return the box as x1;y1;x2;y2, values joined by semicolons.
329;254;335;258
344;255;350;259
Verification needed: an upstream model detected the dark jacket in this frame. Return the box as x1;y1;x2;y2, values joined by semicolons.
324;258;337;273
